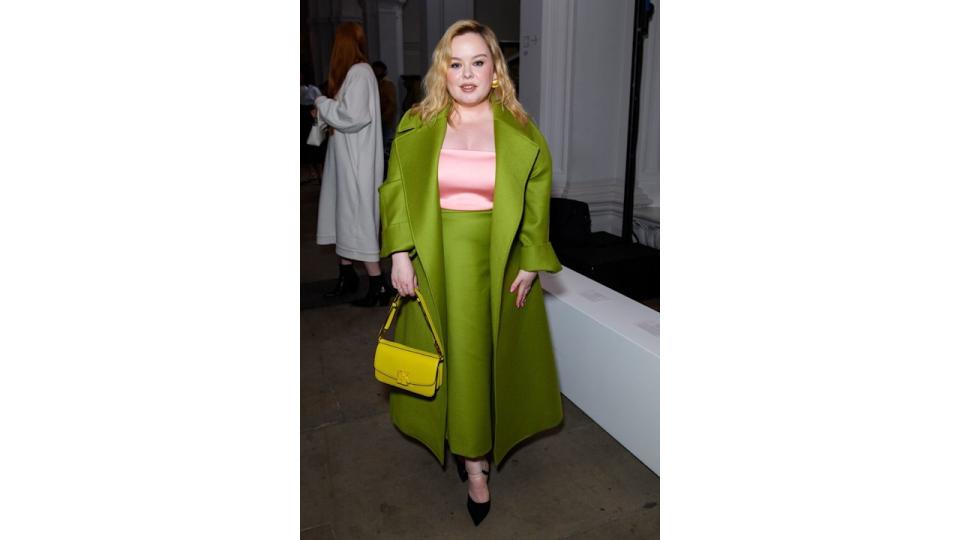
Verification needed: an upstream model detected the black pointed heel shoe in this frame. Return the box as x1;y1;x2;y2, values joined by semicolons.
466;494;490;526
465;467;491;526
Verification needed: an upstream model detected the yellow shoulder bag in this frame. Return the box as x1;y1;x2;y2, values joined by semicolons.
373;288;444;397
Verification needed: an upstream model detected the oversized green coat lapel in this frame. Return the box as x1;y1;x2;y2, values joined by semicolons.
489;106;540;349
393;111;449;343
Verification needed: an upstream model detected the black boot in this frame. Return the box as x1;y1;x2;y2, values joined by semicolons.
324;264;359;298
351;274;393;307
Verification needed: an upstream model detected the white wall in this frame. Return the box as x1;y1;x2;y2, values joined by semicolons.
525;0;635;235
518;0;542;123
566;0;634;235
378;0;405;76
521;0;659;237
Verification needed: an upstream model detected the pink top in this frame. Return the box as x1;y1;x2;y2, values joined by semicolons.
437;148;496;211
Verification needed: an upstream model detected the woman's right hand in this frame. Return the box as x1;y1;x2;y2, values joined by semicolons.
391;252;418;297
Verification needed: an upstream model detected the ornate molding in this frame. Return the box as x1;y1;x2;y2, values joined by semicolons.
558;177;657;239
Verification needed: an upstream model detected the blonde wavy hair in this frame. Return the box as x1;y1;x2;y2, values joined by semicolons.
411;20;528;126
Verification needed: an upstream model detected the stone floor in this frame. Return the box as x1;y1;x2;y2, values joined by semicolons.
301;174;660;539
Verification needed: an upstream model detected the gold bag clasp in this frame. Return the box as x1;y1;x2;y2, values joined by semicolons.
396;370;409;386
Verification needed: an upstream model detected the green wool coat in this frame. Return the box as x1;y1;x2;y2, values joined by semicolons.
378;103;564;467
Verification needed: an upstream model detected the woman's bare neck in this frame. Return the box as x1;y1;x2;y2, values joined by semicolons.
450;100;492;127
444;101;495;152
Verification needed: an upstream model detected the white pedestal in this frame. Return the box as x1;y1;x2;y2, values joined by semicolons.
541;267;660;475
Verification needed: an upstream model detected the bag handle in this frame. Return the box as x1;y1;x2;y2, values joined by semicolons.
379;288;444;358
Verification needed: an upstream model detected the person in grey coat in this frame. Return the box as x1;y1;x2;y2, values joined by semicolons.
313;22;389;306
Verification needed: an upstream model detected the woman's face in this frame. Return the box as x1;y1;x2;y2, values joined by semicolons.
445;32;495;108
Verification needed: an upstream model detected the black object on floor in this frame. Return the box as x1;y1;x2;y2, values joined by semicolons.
557;231;659;302
301;280;365;310
325;264;359;298
351;275;394;307
550;198;659;303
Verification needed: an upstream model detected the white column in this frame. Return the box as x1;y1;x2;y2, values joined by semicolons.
378;0;406;75
527;0;634;234
518;0;541;122
533;0;575;197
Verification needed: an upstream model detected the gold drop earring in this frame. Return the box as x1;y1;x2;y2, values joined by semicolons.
490;79;500;89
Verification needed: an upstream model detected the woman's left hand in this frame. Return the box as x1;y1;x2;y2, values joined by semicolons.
509;270;539;308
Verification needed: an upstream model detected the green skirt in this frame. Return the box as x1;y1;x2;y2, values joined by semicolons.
441;209;493;458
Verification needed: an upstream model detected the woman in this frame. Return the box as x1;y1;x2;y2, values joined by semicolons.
379;20;563;526
313;22;390;306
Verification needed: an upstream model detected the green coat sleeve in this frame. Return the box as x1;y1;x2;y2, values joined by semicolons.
519;133;562;273
379;141;416;258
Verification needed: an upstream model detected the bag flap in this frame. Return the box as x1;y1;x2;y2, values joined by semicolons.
374;339;442;387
